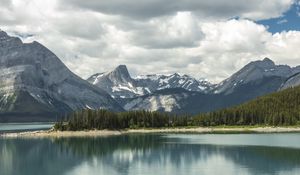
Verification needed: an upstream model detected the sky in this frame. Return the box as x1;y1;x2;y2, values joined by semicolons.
0;0;300;83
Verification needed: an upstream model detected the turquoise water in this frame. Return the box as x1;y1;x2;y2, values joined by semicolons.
0;123;53;133
1;133;300;175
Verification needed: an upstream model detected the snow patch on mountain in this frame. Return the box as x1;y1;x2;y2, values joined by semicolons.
88;66;214;99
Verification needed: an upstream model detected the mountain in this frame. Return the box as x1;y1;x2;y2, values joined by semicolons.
214;58;300;94
122;88;195;112
121;88;230;114
87;65;142;99
0;30;123;122
135;73;213;93
2;28;299;120
120;58;300;114
87;65;213;99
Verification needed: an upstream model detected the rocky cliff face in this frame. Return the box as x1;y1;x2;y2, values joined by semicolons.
280;73;300;90
110;58;300;114
88;65;213;99
0;30;123;121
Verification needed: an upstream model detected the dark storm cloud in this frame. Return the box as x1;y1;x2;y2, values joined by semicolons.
1;0;11;6
61;0;292;20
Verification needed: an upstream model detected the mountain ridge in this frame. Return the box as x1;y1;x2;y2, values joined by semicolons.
94;58;300;114
0;30;123;122
87;65;213;99
214;57;300;94
1;29;300;121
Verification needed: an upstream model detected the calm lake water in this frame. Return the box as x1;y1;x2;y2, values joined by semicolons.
1;133;300;175
0;123;53;133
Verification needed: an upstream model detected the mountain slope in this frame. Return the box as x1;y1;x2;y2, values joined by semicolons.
122;58;300;114
194;85;300;126
0;30;123;122
128;76;286;113
280;73;300;90
87;65;142;98
214;58;300;94
87;65;213;98
122;88;196;112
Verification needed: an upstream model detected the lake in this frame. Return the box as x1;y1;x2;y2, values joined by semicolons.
1;132;300;175
0;123;53;133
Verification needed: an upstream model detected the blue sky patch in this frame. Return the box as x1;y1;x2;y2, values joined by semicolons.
258;3;300;33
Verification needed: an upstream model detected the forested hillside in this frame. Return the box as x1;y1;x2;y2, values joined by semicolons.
194;86;300;126
55;110;191;131
55;86;300;130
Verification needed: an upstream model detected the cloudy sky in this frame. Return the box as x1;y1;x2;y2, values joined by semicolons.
1;0;300;82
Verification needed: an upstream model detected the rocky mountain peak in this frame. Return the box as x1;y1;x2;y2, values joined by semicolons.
0;30;23;47
0;30;123;121
107;65;133;84
112;65;130;77
248;57;275;69
88;65;214;99
262;57;274;63
0;29;8;38
214;57;299;94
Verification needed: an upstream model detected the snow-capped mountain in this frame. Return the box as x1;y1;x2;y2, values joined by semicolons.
135;73;213;93
87;65;143;99
2;27;300;119
121;58;300;114
0;30;122;121
214;58;300;94
87;65;213;99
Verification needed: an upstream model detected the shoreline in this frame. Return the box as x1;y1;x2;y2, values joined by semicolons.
2;126;300;138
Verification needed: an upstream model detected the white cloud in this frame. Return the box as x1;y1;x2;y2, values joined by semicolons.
0;0;300;83
185;20;272;81
129;12;204;49
266;31;300;65
183;19;300;82
277;19;288;24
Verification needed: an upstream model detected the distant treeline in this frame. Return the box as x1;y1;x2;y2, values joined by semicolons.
54;110;192;131
55;86;300;131
194;86;300;126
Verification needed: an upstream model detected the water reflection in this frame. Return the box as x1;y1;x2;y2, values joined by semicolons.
0;134;300;175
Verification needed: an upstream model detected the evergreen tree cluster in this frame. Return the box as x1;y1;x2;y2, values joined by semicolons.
194;86;300;126
55;86;300;131
54;110;191;131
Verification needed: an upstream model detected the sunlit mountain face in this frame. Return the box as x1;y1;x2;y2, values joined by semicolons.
0;30;123;122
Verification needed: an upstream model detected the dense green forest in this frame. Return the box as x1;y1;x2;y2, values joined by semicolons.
194;86;300;126
55;86;300;131
54;110;191;131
